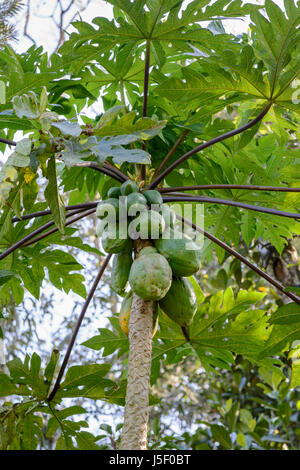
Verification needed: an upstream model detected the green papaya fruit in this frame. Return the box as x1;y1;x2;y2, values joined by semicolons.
159;277;197;327
156;204;176;229
119;290;133;335
96;198;119;219
119;291;158;337
129;251;172;301
107;186;122;198
96;218;108;238
155;230;201;277
111;248;133;296
142;189;163;206
139;246;157;257
102;227;131;254
126;192;147;211
132;210;165;240
120;180;139;196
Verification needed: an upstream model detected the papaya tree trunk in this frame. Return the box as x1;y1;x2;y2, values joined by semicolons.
120;240;154;450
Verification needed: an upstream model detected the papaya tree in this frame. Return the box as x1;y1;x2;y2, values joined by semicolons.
0;0;300;450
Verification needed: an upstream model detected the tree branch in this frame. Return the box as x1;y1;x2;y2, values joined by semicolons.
178;214;300;305
103;161;129;182
0;208;95;261
152;129;190;181
73;162;125;183
47;254;112;402
21;208;96;247
0;137;16;146
162;195;300;220
148;102;273;189
159;185;300;193
12;203;97;223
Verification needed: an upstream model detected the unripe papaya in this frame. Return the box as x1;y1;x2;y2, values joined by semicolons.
159;277;197;327
102;227;131;254
137;210;165;239
107;186;121;198
139;246;157;257
126;192;147;211
129;251;172;301
156;204;176;229
120;180;139;196
96;198;119;219
96;218;108;238
119;291;158;337
119;291;133;335
155;230;201;277
142;189;163;206
111;248;132;296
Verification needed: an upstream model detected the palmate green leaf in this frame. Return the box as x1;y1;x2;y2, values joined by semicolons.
58;111;162;166
189;288;269;360
21;414;43;450
270;303;300;325
46;405;87;439
0;269;15;286
82;327;129;357
11;92;39;119
11;246;87;299
59;0;257;78
94;109;167;141
52;120;82;138
59;138;94;167
0;177;22;240
92;137;151;166
56;364;116;400
250;0;300;99
259;304;300;360
156;62;267;104
3;354;49;400
289;343;300;388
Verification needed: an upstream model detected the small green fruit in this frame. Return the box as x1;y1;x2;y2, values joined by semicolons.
120;180;139;196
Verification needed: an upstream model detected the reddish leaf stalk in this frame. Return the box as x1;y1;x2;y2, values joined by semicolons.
159;185;300;193
12;203;98;223
21;208;96;247
163;195;300;219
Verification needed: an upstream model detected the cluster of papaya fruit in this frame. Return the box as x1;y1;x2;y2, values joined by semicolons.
96;179;201;335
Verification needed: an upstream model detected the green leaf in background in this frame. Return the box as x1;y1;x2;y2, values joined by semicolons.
210;424;232;449
11;92;39;119
0;80;5;104
0;269;15;286
52;120;82;138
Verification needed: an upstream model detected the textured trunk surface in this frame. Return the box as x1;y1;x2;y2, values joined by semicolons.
120;240;154;450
